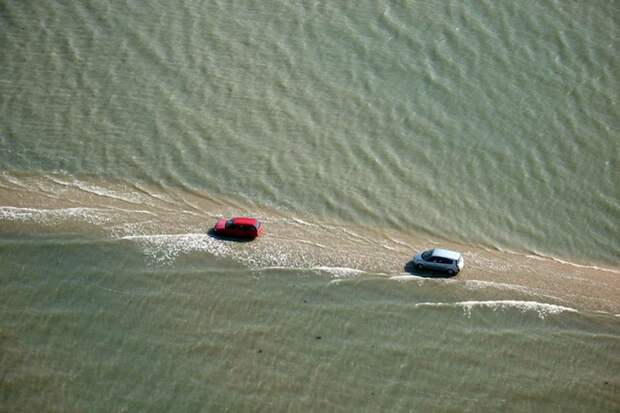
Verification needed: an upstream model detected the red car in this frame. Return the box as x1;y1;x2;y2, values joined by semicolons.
213;217;264;239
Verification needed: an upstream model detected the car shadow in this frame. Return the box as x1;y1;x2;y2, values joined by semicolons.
206;228;256;243
403;261;458;278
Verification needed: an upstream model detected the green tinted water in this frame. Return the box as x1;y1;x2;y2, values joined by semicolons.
1;1;619;411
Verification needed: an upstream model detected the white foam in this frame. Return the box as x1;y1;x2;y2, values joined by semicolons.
463;280;535;294
380;243;399;252
253;265;365;279
492;245;620;275
312;266;365;278
385;237;413;249
341;228;373;244
107;221;158;238
526;252;620;274
1;172;33;190
0;206;111;225
462;280;568;302
290;217;320;227
414;300;578;319
389;274;449;282
389;274;423;281
48;177;146;205
252;264;366;278
103;206;157;216
253;265;294;272
297;239;328;249
120;233;231;265
133;183;178;205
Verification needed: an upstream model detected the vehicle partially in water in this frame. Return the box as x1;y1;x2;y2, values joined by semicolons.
412;248;464;276
213;217;264;240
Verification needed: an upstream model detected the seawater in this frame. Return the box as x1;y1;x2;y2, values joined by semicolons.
1;1;618;412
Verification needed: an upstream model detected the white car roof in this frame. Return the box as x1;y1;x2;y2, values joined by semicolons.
431;248;462;260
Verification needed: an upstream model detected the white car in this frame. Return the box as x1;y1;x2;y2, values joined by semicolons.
413;248;464;276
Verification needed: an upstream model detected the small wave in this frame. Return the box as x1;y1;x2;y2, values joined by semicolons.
1;172;33;191
0;206;157;228
379;242;400;252
311;266;365;278
253;265;366;279
526;251;620;275
253;265;295;272
389;274;442;286
0;206;111;225
297;239;328;249
48;177;146;205
390;274;424;281
131;183;178;205
120;233;231;265
492;245;620;274
289;217;320;228
389;274;450;283
341;228;374;245
385;237;413;249
414;300;578;319
463;280;538;295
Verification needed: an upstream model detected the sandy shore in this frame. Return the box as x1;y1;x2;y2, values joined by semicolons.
1;173;618;314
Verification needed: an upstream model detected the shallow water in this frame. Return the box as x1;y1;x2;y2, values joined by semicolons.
1;1;619;411
2;232;619;412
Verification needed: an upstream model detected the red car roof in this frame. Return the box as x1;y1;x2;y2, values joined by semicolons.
230;217;259;226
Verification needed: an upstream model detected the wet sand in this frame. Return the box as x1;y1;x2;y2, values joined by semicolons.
1;173;618;314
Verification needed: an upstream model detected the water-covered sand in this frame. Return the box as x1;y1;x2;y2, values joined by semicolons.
2;173;618;314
